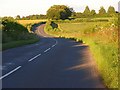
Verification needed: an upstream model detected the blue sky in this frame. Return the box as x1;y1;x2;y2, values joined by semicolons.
0;0;119;17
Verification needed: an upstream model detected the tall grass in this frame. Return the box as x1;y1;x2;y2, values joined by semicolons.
45;19;118;88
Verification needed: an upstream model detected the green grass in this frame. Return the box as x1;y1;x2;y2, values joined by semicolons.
2;38;39;50
45;20;118;88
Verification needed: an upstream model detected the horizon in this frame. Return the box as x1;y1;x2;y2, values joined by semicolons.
0;0;119;17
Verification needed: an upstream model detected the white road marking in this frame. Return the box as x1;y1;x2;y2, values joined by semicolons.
53;39;58;45
44;48;51;53
0;66;22;80
0;36;58;79
51;38;58;48
52;45;55;47
28;54;41;62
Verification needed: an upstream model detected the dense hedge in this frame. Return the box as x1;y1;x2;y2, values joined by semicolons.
2;17;39;50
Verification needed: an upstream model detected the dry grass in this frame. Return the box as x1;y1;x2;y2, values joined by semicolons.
17;19;47;25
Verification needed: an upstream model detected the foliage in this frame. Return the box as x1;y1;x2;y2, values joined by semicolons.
83;6;91;17
46;5;73;20
16;15;21;20
2;17;39;46
52;18;112;23
107;6;116;17
98;7;107;16
90;10;96;16
44;20;60;35
72;6;118;18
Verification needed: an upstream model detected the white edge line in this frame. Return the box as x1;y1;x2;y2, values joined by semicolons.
0;66;22;80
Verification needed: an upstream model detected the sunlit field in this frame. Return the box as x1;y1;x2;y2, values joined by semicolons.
45;19;118;88
17;19;47;25
16;19;47;33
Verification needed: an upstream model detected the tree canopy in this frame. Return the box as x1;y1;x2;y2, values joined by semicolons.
83;6;91;16
107;6;116;16
90;10;96;15
46;5;73;20
99;7;106;15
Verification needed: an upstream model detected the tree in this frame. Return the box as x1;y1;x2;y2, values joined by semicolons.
46;5;72;20
83;6;91;17
16;15;20;20
90;10;96;16
99;6;106;16
107;6;116;16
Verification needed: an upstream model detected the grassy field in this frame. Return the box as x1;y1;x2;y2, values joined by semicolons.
45;19;118;88
17;19;47;33
17;19;47;26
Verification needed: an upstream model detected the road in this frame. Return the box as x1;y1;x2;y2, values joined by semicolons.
2;24;105;88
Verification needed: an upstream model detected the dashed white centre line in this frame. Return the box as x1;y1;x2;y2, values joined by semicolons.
0;66;22;80
44;48;51;53
28;54;41;62
52;45;55;47
0;38;58;80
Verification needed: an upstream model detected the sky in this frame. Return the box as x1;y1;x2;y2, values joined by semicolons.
0;0;119;17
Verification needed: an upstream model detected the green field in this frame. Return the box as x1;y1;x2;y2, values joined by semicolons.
45;19;118;88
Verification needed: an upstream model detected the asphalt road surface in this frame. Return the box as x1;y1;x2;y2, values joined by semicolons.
2;24;105;88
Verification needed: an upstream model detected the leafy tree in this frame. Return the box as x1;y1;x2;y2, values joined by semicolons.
47;5;72;20
83;6;91;17
90;9;96;16
99;6;106;16
2;16;14;23
16;15;21;20
107;6;116;17
72;12;84;18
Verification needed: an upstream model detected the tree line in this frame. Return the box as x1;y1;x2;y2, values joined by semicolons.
72;6;118;18
16;14;47;20
47;5;118;20
3;5;118;20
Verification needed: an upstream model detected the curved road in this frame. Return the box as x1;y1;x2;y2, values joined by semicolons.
2;24;105;88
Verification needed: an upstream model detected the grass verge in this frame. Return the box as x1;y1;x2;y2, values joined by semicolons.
44;20;118;88
2;38;39;51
